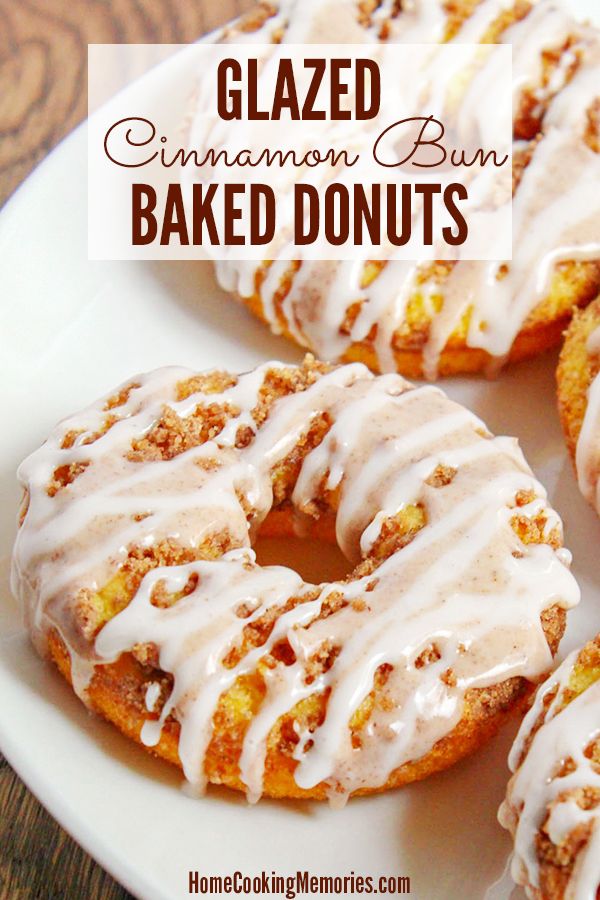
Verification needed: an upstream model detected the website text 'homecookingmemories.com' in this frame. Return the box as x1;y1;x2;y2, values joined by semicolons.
188;870;411;897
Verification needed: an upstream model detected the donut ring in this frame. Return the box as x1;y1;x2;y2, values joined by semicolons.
557;296;600;515
197;0;600;379
499;635;600;900
12;357;578;801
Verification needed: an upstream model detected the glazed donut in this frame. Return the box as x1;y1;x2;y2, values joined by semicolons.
12;357;579;802
192;0;600;379
499;636;600;900
557;296;600;515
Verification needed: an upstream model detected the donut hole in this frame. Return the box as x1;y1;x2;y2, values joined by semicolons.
254;509;352;584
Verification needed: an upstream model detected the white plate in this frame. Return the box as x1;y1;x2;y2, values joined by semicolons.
2;14;600;900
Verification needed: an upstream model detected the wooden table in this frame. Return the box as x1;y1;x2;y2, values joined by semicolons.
0;2;253;897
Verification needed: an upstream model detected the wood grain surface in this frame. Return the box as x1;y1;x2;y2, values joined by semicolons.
0;1;253;897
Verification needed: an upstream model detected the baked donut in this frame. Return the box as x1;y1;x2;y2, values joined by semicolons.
12;357;579;802
557;296;600;514
499;636;600;900
195;0;600;378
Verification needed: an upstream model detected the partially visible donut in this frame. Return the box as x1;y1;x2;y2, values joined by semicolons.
499;636;600;900
12;357;578;802
192;0;600;378
557;296;600;514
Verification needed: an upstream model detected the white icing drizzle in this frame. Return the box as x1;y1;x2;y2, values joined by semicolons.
499;646;600;900
575;325;600;513
204;0;600;377
144;681;161;712
11;362;579;800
